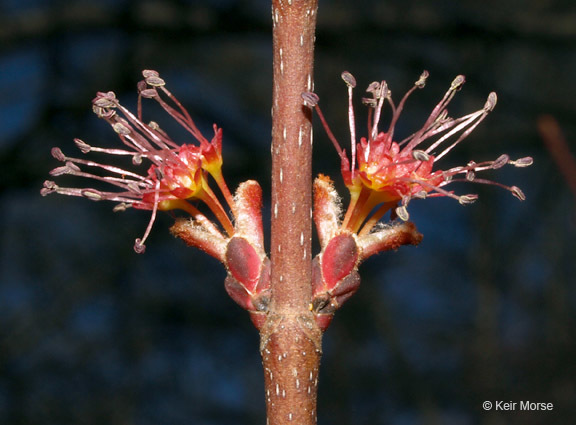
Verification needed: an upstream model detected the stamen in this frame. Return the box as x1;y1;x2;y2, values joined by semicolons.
403;177;462;202
81;189;104;201
113;122;131;135
134;240;146;254
93;91;118;109
510;186;526;201
450;75;466;91
341;71;356;88
387;72;427;143
445;177;527;202
301;92;319;106
484;92;497;112
415;71;429;88
466;161;476;181
133;178;162;254
50;162;80;176
51;147;66;161
74;139;92;154
52;154;147;182
113;203;130;212
364;81;377;95
370;82;387;141
405;74;465;149
395;205;409;221
413;191;427;199
141;77;209;147
303;92;344;157
429;109;490;161
458;194;478;205
73;138;143;158
510;157;534;167
139;87;158;99
492;154;510;169
40;180;58;196
412;150;430;162
143;70;166;87
342;72;357;178
127;182;143;193
109;102;178;152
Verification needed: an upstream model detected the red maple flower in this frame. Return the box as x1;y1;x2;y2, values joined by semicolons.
42;70;234;253
42;70;272;325
304;71;532;234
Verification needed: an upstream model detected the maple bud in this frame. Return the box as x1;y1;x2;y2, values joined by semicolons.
223;180;270;329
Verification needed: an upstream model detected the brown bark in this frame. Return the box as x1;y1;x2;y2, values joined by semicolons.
261;1;321;424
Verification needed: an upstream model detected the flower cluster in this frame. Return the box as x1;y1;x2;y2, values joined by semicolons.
42;70;271;328
303;71;532;329
42;69;533;332
42;70;236;253
305;71;532;234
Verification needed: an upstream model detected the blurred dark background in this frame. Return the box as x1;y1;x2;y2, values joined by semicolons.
1;0;574;424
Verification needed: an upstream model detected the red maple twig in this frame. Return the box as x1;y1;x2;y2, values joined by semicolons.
261;1;321;424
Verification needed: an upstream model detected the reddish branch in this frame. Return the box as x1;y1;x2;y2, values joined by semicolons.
261;1;320;424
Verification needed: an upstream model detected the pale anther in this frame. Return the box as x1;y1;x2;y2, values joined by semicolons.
139;88;157;98
113;122;131;135
40;180;58;196
492;154;510;169
413;190;427;199
301;92;319;106
74;138;92;154
146;76;165;87
82;189;103;201
458;194;478;205
484;92;497;112
395;205;409;221
93;92;117;108
143;70;165;87
466;161;477;178
127;182;142;193
113;203;129;212
450;75;466;91
510;186;526;201
341;71;356;88
412;150;430;162
142;70;159;78
510;157;533;167
415;70;429;88
51;147;66;161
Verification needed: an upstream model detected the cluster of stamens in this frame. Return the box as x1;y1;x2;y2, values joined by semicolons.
304;71;533;234
42;70;235;253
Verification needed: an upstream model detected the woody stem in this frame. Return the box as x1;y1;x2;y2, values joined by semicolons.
261;1;321;425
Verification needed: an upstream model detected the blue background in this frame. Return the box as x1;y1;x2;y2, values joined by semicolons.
0;0;574;424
